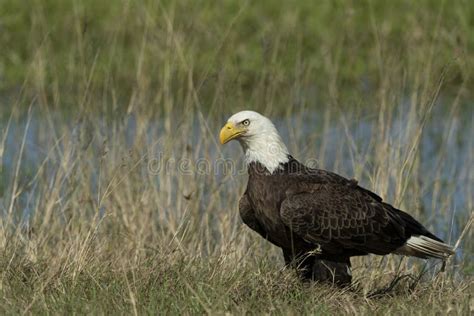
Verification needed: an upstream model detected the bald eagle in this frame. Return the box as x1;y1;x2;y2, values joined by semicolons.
220;111;454;286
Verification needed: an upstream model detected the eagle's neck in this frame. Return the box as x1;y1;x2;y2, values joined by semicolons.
239;131;290;174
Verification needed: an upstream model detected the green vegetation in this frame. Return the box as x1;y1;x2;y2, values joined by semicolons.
1;0;473;114
0;0;472;314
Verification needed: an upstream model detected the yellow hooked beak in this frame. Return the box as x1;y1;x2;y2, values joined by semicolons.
219;122;245;144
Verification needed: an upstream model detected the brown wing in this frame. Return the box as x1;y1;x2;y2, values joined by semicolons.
279;182;411;255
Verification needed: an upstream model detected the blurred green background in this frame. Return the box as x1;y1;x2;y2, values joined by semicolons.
0;0;472;115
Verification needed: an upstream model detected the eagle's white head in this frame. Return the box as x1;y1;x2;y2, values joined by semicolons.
220;110;289;173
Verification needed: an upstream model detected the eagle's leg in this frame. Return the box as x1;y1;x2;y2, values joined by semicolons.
310;258;352;287
282;249;352;287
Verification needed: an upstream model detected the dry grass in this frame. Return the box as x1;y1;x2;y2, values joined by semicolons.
0;0;473;314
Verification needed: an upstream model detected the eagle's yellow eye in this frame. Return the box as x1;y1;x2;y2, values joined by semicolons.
242;119;250;126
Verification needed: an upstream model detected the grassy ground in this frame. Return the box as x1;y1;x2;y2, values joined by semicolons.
0;0;473;314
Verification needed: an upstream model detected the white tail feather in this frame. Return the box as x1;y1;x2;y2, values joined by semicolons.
397;235;455;259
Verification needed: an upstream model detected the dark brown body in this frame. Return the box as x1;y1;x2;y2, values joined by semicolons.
239;156;442;285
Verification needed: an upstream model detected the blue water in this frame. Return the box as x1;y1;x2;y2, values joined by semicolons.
0;103;472;247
